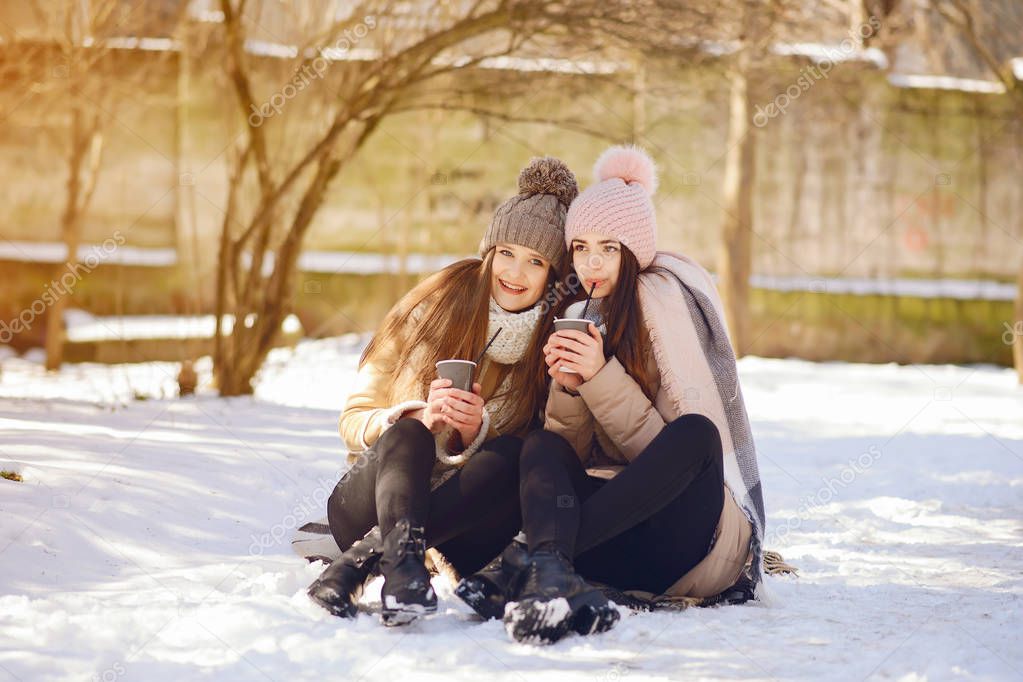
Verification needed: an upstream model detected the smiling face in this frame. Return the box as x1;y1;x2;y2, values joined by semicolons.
490;242;552;311
570;232;622;299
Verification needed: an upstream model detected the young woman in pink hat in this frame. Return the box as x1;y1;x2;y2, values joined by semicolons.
456;146;767;646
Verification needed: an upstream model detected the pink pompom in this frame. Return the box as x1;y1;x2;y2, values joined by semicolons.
592;145;658;195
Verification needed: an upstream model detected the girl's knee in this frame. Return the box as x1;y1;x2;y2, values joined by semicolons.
376;417;434;464
667;413;720;445
656;414;722;469
521;429;575;469
388;415;433;441
523;428;570;449
466;435;521;477
485;434;523;459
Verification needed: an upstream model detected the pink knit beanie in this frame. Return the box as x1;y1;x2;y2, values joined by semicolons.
564;145;658;269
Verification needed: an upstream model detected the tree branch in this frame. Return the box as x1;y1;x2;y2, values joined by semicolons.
220;0;276;194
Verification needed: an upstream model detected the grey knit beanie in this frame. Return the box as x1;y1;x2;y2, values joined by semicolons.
478;157;578;267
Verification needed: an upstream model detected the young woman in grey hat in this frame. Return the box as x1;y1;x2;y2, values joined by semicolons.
307;157;578;626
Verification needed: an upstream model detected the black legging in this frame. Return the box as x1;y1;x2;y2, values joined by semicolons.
327;417;522;576
519;413;724;594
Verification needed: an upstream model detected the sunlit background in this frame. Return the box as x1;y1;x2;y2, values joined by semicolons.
1;0;1020;390
1;3;1022;680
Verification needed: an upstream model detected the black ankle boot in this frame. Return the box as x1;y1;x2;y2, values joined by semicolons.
378;519;437;626
307;526;383;618
455;537;529;621
503;548;619;645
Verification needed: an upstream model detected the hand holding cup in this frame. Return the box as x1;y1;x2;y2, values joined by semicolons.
544;322;605;383
434;360;485;450
418;377;453;433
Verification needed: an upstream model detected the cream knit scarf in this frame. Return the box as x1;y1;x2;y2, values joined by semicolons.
433;297;544;467
485;296;544;364
483;296;543;428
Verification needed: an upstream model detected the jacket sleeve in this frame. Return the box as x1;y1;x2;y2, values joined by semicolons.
433;408;493;465
577;356;665;462
543;382;595;463
338;363;427;454
338;307;428;454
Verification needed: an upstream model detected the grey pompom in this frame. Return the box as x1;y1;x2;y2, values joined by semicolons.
517;156;579;208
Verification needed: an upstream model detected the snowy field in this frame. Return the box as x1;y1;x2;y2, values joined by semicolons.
1;338;1021;681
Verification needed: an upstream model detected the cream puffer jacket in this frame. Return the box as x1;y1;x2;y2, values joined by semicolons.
339;301;512;482
543;349;752;600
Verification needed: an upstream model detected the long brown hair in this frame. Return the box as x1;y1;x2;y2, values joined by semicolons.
361;248;561;436
562;246;656;401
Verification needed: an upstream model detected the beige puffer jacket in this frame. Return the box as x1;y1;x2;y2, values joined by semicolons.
544;348;752;599
339;301;510;481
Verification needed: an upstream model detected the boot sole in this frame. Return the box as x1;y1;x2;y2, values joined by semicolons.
504;591;620;644
381;595;438;626
570;602;620;635
454;575;505;621
307;585;357;619
503;597;573;644
566;588;620;635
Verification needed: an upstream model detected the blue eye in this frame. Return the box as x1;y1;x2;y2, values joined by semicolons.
530;259;543;267
499;249;513;257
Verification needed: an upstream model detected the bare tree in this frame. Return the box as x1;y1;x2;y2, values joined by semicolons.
43;1;112;370
713;0;859;356
208;0;723;395
1016;263;1023;383
11;1;185;370
929;0;1023;382
715;1;765;357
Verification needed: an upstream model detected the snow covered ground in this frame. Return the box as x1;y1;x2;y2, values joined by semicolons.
1;339;1021;681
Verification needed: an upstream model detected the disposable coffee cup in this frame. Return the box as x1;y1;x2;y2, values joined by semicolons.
435;360;476;392
552;318;591;373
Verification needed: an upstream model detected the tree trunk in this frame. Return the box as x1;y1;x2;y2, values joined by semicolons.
214;152;345;396
175;34;202;315
632;60;646;144
716;57;755;357
45;103;88;370
1014;256;1022;384
213;177;237;393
